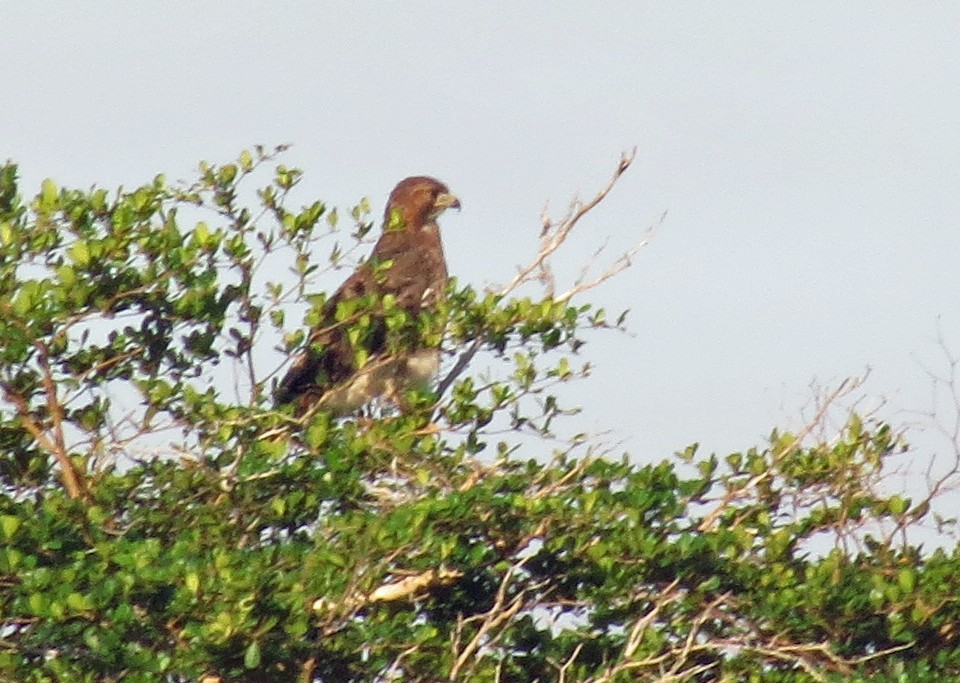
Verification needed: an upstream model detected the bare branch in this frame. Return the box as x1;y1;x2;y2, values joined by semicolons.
311;567;463;614
499;148;637;298
448;557;532;680
697;373;867;534
556;210;663;304
2;345;88;501
437;149;651;399
367;567;463;603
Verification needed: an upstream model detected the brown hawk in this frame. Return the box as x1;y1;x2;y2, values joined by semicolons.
275;176;460;416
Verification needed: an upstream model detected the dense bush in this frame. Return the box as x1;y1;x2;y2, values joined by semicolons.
1;150;958;682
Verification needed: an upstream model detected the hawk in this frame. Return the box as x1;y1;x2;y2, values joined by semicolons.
275;176;460;416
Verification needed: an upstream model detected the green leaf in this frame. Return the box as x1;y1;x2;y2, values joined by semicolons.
56;264;76;286
244;640;261;669
194;221;210;246
0;515;21;540
28;592;46;615
897;568;916;593
219;164;237;185
40;177;58;210
66;592;90;612
888;495;909;515
70;240;91;267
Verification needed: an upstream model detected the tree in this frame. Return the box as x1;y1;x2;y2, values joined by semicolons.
1;148;959;682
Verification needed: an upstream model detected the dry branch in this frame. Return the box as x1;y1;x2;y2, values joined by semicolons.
437;149;654;399
311;567;463;614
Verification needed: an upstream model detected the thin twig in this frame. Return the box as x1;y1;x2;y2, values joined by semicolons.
437;149;648;400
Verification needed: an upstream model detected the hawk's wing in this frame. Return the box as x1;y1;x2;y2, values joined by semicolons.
273;260;377;414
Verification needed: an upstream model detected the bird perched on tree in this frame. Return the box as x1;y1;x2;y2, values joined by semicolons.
275;176;460;416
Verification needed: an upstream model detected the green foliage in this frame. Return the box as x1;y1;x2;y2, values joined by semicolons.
1;150;959;681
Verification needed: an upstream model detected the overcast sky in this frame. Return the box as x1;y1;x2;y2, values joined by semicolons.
3;4;960;478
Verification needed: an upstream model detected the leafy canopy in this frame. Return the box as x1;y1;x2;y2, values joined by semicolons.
0;149;958;682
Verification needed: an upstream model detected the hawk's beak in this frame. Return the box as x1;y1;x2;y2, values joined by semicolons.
435;192;461;212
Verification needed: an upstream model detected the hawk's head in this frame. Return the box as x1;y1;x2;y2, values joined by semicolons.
385;176;461;231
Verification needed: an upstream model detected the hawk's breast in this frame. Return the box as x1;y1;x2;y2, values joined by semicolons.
314;348;441;415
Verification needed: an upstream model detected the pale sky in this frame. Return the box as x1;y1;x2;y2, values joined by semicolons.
3;4;960;478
